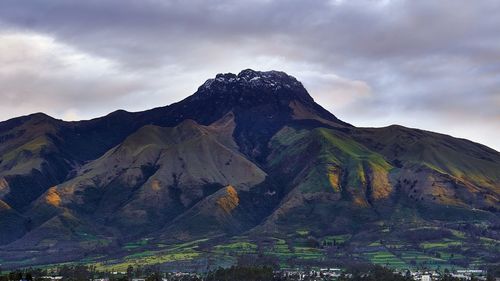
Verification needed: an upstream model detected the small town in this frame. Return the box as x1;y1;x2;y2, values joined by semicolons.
1;266;495;281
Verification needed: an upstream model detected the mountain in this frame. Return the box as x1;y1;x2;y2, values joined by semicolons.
0;69;498;269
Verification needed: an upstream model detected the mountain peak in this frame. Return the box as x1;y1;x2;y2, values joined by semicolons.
195;69;313;105
236;69;297;82
202;69;302;89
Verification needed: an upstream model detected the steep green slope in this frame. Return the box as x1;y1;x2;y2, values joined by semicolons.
352;126;500;208
270;126;393;200
0;114;74;211
255;126;394;234
253;124;498;237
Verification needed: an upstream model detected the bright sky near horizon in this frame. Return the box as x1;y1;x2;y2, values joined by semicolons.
0;0;499;151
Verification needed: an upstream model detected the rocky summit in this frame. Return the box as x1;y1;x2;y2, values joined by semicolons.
0;69;498;269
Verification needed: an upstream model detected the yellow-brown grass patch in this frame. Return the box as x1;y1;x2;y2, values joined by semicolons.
217;185;239;213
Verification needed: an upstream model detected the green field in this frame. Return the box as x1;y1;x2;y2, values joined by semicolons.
7;228;497;273
363;251;406;268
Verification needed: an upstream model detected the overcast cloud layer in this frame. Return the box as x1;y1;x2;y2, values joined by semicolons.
0;0;499;150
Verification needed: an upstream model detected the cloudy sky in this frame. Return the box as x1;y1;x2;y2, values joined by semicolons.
0;0;499;150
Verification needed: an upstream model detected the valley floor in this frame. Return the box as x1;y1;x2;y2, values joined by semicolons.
2;223;497;275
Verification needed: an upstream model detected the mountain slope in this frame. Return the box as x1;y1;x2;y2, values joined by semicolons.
352;125;500;194
253;124;499;235
26;114;266;236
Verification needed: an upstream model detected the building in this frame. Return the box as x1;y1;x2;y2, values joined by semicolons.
40;277;63;280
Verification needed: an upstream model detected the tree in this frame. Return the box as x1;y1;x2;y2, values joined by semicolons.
135;266;143;278
145;272;162;281
487;272;495;281
58;265;90;281
206;266;273;281
127;265;134;280
8;271;22;281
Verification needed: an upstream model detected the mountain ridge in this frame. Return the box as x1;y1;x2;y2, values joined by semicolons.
0;69;498;269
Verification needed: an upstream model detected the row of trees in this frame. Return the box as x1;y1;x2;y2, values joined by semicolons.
0;265;162;281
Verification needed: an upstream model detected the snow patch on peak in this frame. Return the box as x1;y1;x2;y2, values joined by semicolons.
198;69;303;93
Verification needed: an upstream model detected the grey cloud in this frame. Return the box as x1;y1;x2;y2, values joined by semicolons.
0;0;498;150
